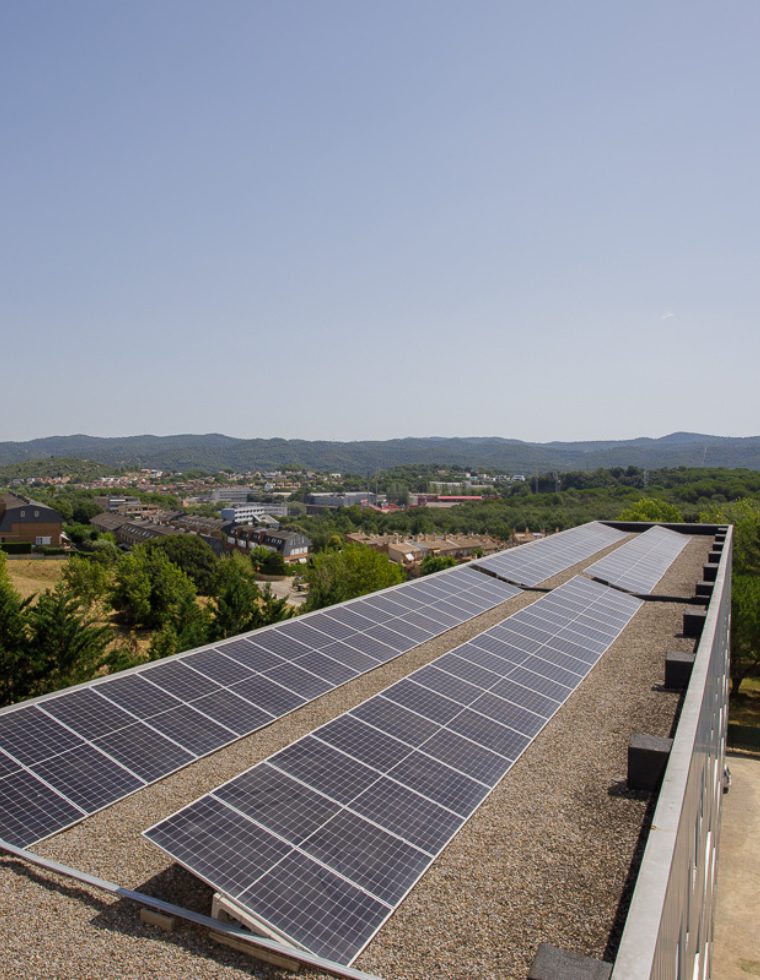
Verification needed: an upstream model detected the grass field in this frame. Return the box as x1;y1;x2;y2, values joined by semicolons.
4;557;67;601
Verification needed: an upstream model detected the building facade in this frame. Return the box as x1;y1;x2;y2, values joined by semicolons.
0;494;63;547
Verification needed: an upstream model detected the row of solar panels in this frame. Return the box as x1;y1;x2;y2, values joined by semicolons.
0;564;519;848
0;522;686;850
146;576;644;964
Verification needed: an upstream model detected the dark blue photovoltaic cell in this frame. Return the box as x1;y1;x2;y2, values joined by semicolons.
97;674;182;719
38;689;136;741
230;675;306;716
351;697;439;747
144;661;221;701
270;736;379;804
299;809;430;905
147;705;234;756
0;707;85;766
183;648;258;686
191;689;274;735
30;744;143;811
94;723;195;782
388;751;489;816
147;795;292;899
145;576;643;966
238;850;390;964
0;770;83;847
214;763;341;845
315;716;410;773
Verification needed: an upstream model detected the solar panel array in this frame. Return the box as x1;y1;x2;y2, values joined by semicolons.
0;565;520;848
584;525;688;594
145;576;643;965
473;521;628;586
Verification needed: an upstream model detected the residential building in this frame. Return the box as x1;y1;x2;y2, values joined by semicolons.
226;525;310;562
0;493;63;547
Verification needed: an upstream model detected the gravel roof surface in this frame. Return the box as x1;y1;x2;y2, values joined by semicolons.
0;532;713;980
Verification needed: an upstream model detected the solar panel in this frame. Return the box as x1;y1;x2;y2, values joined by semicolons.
473;522;628;586
584;525;689;594
0;559;520;848
144;576;642;965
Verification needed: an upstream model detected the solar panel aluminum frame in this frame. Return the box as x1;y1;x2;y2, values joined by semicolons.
0;560;521;849
144;577;643;966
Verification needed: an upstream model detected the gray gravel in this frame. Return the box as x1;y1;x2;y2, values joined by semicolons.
0;533;712;979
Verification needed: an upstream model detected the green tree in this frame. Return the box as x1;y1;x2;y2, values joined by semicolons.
61;555;112;611
617;497;684;522
304;543;405;611
142;534;219;594
210;553;263;639
111;547;200;630
700;499;760;576
729;574;760;695
0;553;32;706
23;584;112;697
420;554;457;576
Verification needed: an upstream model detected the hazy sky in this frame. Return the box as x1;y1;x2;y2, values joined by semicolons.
2;1;758;444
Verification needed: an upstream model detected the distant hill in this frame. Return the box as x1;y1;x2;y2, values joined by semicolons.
2;432;760;474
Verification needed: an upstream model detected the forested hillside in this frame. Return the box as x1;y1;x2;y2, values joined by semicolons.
2;431;760;473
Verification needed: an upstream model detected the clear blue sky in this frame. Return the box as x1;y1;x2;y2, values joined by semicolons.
2;1;758;444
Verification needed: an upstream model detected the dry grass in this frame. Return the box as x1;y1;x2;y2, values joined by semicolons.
4;557;66;601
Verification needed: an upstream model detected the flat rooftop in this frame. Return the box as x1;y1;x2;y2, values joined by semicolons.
0;529;713;979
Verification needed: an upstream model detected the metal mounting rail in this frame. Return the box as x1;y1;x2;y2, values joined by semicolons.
0;839;383;980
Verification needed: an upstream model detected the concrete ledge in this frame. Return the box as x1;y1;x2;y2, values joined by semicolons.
683;608;707;638
139;908;176;932
695;580;714;598
703;563;719;582
665;651;696;689
528;943;612;980
628;733;673;791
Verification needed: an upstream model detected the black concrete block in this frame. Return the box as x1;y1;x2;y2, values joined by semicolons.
665;650;696;689
708;550;722;564
703;563;719;582
695;580;714;598
528;944;612;980
714;533;726;543
628;733;673;791
683;608;706;638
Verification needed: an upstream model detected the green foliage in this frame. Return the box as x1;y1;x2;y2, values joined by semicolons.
614;497;684;523
700;499;760;576
23;585;112;697
250;546;287;575
0;565;110;707
304;543;405;611
142;534;219;594
420;554;458;576
65;521;99;544
83;538;121;565
61;556;112;611
111;547;200;631
208;553;290;640
730;574;760;694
